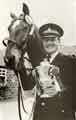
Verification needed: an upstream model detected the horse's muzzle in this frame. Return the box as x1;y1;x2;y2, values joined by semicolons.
4;55;15;69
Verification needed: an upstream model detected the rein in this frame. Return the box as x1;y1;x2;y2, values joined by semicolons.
17;72;37;120
3;36;37;120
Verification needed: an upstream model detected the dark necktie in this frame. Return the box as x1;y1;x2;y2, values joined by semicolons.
46;54;51;62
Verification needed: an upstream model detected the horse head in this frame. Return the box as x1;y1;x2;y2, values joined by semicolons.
3;4;44;71
3;5;34;71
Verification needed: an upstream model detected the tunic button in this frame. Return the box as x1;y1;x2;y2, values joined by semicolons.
41;102;45;106
61;109;64;112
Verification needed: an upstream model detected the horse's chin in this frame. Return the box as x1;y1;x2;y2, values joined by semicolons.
5;61;16;70
4;56;25;73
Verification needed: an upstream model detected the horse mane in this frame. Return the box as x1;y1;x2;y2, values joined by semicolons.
27;27;45;67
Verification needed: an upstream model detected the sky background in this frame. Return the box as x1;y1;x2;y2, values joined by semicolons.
0;0;76;49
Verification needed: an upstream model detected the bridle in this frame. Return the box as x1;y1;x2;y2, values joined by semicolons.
3;19;33;51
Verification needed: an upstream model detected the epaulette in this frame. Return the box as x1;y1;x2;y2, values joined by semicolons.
66;54;76;59
71;54;76;58
59;52;76;60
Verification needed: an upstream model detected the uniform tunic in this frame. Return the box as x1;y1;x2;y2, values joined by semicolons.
33;53;76;120
19;53;76;120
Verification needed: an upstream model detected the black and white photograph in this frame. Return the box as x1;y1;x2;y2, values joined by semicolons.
0;0;76;120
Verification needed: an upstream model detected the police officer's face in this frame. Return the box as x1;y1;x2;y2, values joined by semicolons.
42;36;60;54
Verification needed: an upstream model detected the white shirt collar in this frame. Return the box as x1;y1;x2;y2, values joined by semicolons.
49;51;59;63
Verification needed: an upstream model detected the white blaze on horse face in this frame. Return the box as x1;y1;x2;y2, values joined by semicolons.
9;20;29;47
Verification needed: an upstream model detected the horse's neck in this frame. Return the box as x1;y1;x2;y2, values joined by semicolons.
27;36;44;67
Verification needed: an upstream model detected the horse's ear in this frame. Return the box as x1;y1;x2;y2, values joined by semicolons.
23;3;29;15
10;13;17;20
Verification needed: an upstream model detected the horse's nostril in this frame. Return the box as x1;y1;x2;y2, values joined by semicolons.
9;55;15;61
4;55;15;66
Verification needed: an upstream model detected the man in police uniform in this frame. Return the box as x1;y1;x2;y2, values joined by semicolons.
33;23;76;120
